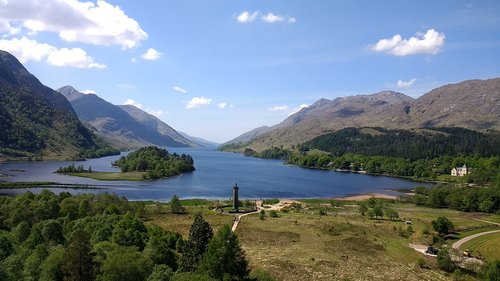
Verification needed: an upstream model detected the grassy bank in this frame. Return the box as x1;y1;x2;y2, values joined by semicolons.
64;171;146;181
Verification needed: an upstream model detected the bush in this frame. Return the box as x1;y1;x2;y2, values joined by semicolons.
416;258;427;269
269;210;278;218
437;249;456;272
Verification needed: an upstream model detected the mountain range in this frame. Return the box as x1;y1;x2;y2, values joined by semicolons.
0;50;115;160
56;85;200;149
226;78;500;151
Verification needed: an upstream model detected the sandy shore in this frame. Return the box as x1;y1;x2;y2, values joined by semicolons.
334;193;398;201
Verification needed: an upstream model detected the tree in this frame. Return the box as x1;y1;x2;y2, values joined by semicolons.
366;208;375;220
437;249;455;272
179;213;213;272
144;237;177;270
61;230;94;281
169;195;185;214
147;265;173;281
198;225;248;280
40;246;65;281
384;209;399;221
373;205;383;219
0;233;13;261
432;216;454;236
358;204;367;216
100;246;153;281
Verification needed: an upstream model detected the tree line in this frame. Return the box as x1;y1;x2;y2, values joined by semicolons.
0;191;269;281
113;146;195;180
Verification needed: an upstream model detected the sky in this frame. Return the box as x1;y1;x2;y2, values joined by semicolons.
0;0;499;143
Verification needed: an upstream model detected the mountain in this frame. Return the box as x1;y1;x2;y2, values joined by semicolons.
233;79;500;151
178;131;220;147
118;105;198;147
0;50;116;160
57;86;194;149
221;126;271;146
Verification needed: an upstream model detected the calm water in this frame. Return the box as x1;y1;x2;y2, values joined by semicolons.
0;148;426;200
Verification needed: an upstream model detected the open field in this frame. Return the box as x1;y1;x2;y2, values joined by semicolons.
65;171;146;181
460;232;500;262
148;198;499;280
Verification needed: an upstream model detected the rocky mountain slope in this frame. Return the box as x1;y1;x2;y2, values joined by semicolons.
0;50;115;160
178;131;219;147
57;86;193;148
232;79;500;151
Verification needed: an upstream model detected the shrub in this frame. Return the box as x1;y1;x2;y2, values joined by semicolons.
269;210;278;218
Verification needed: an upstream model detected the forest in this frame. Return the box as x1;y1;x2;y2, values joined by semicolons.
303;127;500;160
0;191;260;281
113;146;195;180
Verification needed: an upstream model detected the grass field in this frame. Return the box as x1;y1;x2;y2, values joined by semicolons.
65;171;146;181
147;198;498;281
460;232;500;262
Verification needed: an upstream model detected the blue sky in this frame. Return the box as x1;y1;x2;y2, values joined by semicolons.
1;0;499;143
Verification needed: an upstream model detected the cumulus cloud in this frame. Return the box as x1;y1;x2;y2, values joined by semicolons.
218;102;227;109
235;11;260;23
0;0;147;48
370;29;445;56
0;21;20;37
47;48;106;69
173;86;187;94
81;89;95;94
289;104;308;116
235;11;296;24
397;78;417;88
186;97;212;109
0;36;106;68
123;98;143;109
268;105;288;111
261;13;284;23
141;48;162;60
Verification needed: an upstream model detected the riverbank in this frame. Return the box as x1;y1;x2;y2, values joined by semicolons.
60;171;146;181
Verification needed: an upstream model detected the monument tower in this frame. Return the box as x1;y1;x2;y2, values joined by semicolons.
233;183;239;210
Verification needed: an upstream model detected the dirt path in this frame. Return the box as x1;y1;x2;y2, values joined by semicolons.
409;243;437;257
452;229;500;250
231;201;261;232
230;199;299;232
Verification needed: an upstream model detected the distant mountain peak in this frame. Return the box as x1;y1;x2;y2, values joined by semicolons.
57;85;85;102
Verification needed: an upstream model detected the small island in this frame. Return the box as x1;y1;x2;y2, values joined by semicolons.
56;146;195;181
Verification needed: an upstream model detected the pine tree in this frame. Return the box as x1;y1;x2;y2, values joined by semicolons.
179;213;213;272
169;194;185;214
61;230;94;281
197;225;248;280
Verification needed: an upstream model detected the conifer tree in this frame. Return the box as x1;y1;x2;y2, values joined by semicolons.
169;194;185;214
61;230;94;281
197;225;248;280
179;213;213;272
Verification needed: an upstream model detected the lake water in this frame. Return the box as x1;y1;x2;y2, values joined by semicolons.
0;148;427;201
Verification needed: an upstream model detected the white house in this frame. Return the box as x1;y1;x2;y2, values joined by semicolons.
451;164;470;177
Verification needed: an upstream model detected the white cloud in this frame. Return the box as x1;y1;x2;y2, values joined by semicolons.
268;105;288;111
397;78;417;88
147;110;167;117
288;17;297;24
236;11;260;23
47;48;106;69
173;86;187;94
116;83;135;90
0;36;106;68
289;104;308;116
81;89;95;95
141;48;162;60
123;98;143;109
130;57;137;63
370;29;445;56
261;13;284;23
186;97;212;109
218;102;227;109
0;0;147;48
0;21;20;37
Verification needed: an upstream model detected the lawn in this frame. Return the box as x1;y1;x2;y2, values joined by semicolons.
65;171;146;181
460;232;500;262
